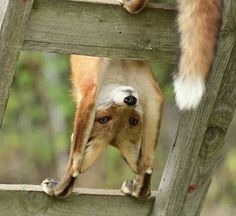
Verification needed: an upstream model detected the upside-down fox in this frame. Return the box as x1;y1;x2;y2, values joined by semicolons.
42;56;163;199
41;0;222;199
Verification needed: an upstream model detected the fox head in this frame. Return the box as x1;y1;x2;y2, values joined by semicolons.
92;85;143;145
79;85;143;173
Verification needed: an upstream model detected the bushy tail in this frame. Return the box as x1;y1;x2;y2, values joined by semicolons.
174;0;221;110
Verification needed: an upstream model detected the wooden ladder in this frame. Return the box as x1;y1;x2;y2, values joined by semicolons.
0;0;235;215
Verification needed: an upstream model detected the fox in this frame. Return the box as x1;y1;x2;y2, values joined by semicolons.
120;0;222;110
42;55;163;199
41;0;221;199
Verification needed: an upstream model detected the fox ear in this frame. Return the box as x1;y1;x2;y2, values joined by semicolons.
42;80;97;198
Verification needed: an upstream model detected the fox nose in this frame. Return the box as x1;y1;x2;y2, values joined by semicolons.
124;95;137;106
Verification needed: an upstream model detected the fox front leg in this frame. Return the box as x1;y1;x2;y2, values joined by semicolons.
42;81;97;198
121;86;163;199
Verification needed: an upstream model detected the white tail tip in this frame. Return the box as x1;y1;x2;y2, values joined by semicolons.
174;74;205;110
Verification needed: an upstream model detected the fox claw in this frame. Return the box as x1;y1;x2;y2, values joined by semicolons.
121;179;151;199
41;178;58;196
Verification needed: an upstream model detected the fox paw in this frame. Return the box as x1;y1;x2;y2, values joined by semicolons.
41;178;58;196
118;0;147;14
121;179;151;199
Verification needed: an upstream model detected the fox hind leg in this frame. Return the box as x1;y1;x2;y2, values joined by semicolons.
119;0;148;14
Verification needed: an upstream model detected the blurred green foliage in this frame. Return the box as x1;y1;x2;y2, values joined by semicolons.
0;52;74;182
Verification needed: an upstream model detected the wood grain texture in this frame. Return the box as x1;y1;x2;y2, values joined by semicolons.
0;0;34;128
0;184;155;216
151;1;236;216
23;0;177;61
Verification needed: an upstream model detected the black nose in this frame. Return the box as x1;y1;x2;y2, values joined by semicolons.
124;95;137;106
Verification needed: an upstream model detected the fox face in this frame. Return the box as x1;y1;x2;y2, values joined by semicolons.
81;85;143;173
92;104;143;147
95;85;143;140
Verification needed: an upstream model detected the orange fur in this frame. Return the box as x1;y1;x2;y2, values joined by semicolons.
177;0;221;78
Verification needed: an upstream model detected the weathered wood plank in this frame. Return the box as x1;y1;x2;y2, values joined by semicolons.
151;1;236;216
23;0;177;61
180;2;236;214
0;0;34;128
0;185;155;216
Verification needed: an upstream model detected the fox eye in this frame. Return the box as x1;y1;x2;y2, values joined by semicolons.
97;116;111;124
129;117;138;126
